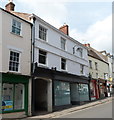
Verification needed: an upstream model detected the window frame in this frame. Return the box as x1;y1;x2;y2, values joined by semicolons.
61;37;66;50
12;19;22;36
80;64;84;74
9;50;20;73
95;62;98;70
77;48;83;58
89;60;92;69
2;83;25;112
39;25;47;41
38;49;47;66
61;58;66;70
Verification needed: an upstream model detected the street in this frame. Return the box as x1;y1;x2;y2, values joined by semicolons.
58;101;112;118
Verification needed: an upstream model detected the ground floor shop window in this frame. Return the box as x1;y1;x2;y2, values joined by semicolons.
99;83;105;98
78;84;89;101
54;81;70;106
2;83;24;112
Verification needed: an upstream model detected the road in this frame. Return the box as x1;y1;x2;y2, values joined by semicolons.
58;101;112;118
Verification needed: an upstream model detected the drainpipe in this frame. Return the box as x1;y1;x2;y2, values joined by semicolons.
31;16;36;116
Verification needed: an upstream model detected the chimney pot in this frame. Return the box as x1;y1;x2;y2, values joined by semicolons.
84;43;90;47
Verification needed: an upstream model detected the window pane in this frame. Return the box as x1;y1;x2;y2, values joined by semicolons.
14;84;24;110
2;83;13;111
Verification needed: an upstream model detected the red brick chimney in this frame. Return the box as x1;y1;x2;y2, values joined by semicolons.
84;43;90;47
5;0;15;11
59;24;69;35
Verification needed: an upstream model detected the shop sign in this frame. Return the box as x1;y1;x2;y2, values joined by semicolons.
2;101;13;111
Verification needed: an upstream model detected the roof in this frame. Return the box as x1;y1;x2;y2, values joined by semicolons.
8;11;88;49
0;7;32;25
10;11;32;22
88;46;108;64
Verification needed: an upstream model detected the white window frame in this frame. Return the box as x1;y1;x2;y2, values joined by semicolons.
61;37;66;50
39;25;47;41
61;58;67;71
9;50;21;73
38;49;47;66
12;19;22;36
77;48;83;58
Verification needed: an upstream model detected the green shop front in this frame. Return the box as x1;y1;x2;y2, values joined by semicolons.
1;73;29;115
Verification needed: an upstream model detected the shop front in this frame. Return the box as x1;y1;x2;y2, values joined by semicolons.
90;79;99;100
98;79;107;98
32;67;90;113
1;73;29;115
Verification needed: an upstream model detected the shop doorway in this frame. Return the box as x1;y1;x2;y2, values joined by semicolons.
33;78;52;114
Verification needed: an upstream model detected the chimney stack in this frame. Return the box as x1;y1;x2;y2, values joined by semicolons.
84;43;90;47
5;0;15;11
59;24;69;35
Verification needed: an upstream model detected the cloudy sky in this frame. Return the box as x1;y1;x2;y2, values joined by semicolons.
0;0;112;54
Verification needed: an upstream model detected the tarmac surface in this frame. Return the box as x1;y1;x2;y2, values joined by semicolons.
26;97;113;120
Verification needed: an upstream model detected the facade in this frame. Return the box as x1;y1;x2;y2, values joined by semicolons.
0;2;31;118
85;44;109;100
11;11;91;114
100;51;114;96
29;15;90;115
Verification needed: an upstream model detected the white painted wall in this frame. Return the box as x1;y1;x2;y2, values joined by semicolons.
0;9;2;72
1;9;31;75
33;17;89;77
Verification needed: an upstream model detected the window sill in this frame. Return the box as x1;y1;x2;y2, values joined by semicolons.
38;64;48;68
7;71;22;75
38;38;47;42
10;32;23;38
61;69;67;72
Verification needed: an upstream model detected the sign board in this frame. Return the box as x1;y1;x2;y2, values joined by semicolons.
2;101;13;111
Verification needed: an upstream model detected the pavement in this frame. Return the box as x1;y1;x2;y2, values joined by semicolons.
26;97;113;119
2;97;113;120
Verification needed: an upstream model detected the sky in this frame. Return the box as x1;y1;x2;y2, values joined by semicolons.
0;0;113;54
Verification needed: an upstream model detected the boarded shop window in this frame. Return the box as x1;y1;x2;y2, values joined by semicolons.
14;84;24;110
54;81;70;106
2;83;24;112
